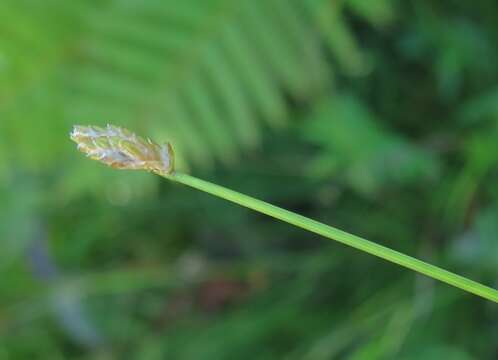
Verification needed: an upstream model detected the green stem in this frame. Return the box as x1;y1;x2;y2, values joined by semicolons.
164;172;498;303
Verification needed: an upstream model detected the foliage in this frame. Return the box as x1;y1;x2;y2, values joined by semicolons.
1;0;498;358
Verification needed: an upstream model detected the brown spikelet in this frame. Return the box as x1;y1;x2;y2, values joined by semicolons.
70;124;175;174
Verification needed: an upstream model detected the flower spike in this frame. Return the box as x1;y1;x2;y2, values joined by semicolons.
70;124;174;174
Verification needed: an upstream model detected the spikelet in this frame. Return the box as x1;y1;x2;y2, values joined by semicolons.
70;124;174;174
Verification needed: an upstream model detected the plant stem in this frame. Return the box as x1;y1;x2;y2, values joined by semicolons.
164;172;498;303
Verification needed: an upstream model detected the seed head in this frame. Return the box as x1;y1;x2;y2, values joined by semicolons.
70;124;174;174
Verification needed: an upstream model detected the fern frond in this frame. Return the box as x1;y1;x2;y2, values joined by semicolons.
1;0;393;188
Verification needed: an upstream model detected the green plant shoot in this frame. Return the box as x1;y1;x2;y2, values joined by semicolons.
71;124;498;303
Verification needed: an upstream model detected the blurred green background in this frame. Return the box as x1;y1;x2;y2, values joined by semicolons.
1;0;497;358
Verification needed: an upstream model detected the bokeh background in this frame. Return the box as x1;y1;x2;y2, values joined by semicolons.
1;0;498;358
